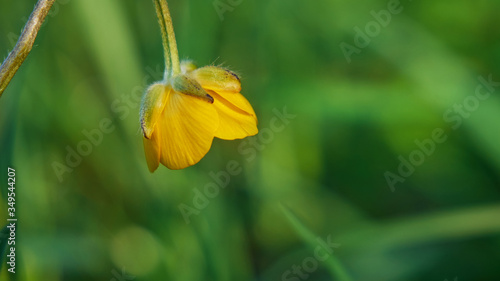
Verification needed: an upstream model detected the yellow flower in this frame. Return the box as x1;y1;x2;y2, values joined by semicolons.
141;1;257;172
141;64;258;172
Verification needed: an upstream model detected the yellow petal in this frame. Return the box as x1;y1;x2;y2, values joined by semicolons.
210;91;258;140
214;90;257;118
143;133;160;173
140;83;169;139
156;91;219;169
190;66;241;93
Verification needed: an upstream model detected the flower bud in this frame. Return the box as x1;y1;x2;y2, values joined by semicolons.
181;60;197;73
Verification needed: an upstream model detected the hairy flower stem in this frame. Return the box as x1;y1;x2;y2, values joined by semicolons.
153;0;171;80
154;0;181;79
0;0;56;98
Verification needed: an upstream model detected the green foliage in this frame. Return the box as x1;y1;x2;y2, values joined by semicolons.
1;0;500;280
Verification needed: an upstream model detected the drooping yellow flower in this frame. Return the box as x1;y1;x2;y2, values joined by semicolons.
141;1;257;172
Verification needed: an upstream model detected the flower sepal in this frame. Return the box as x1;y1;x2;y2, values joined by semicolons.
189;66;241;93
171;75;214;103
140;82;169;139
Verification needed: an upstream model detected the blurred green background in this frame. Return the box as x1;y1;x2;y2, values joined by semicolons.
1;0;500;280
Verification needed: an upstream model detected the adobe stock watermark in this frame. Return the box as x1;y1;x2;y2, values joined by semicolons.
7;0;71;48
282;235;341;281
51;65;164;182
385;74;500;191
213;0;243;21
178;106;296;224
109;267;135;281
340;0;413;63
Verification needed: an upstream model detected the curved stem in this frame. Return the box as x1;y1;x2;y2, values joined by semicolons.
0;0;56;98
153;0;171;80
158;0;181;76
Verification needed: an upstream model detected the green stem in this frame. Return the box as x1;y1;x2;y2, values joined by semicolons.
158;0;181;76
0;0;56;98
153;0;171;80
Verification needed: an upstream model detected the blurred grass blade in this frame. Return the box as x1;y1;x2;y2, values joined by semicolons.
337;204;500;252
280;204;353;281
